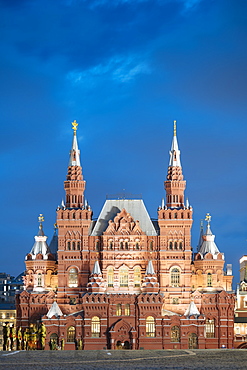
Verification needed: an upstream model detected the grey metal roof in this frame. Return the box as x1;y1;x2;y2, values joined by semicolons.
28;225;51;260
91;199;158;236
198;224;222;259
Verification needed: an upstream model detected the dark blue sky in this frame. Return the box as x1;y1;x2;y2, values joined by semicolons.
1;0;247;287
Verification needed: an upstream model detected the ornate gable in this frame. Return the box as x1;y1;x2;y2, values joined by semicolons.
104;209;144;236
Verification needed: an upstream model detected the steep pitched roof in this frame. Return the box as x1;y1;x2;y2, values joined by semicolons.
47;301;63;318
91;199;158;236
198;224;221;258
28;225;51;260
184;300;200;317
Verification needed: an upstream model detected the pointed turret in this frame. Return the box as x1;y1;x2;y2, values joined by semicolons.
92;260;102;275
64;120;86;208
142;260;159;293
87;261;105;293
197;214;222;259
27;214;51;260
165;121;186;208
197;220;204;252
146;260;155;275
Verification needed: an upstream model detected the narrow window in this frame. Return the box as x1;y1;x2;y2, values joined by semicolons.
171;268;180;287
149;241;153;251
171;326;180;342
67;242;71;250
205;319;215;338
77;242;80;250
119;267;128;287
37;273;42;287
120;242;123;250
174;242;178;250
136;242;139;250
91;316;100;337
72;241;76;250
125;304;130;316
108;268;114;287
116;303;122;316
68;268;78;287
169;241;173;250
67;326;75;342
146;316;155;337
134;267;141;287
207;273;212;287
125;242;128;250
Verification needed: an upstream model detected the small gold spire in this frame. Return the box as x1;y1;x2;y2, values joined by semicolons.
72;120;78;134
173;120;177;136
38;214;44;224
205;213;211;224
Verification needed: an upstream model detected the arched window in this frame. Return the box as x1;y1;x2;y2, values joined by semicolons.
120;242;123;250
179;242;183;250
171;326;180;342
96;241;100;251
134;267;141;287
72;241;76;250
116;303;122;316
146;316;155;337
174;241;178;250
149;241;153;251
108;268;114;287
68;268;78;287
119;267;128;287
135;242;139;250
169;241;173;250
109;241;113;250
67;326;75;342
91;316;100;337
67;241;71;250
207;273;212;287
125;242;128;250
37;273;42;287
125;304;130;316
205;319;215;338
171;268;180;287
77;242;80;250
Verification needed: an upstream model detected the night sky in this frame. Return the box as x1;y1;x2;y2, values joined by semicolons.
1;0;247;288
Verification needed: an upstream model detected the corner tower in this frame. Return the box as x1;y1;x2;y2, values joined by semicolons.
158;121;193;314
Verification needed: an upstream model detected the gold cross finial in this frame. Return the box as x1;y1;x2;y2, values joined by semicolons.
205;213;211;224
173;120;177;136
72;120;78;134
38;214;44;224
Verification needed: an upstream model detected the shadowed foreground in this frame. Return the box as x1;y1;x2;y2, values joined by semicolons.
0;349;247;370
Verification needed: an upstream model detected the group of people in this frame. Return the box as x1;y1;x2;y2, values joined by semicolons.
3;322;46;351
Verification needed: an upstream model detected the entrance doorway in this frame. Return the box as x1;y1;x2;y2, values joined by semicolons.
188;333;198;349
116;340;130;349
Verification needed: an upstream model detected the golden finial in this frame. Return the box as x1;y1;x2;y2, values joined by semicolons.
72;120;78;134
38;214;44;224
173;120;177;136
205;213;211;224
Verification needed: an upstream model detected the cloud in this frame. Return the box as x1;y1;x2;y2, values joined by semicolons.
66;55;151;86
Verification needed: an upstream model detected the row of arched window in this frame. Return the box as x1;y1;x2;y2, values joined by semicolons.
66;241;81;251
95;240;155;251
116;303;130;316
67;266;181;288
169;241;183;250
52;319;215;341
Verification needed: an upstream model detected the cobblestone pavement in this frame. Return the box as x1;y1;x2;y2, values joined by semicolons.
0;349;247;370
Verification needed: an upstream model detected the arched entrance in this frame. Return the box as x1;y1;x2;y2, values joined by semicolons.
116;340;130;350
188;333;198;349
49;333;59;350
109;319;137;350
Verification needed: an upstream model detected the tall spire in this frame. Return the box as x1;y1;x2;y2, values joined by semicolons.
165;121;186;208
68;120;81;166
169;120;181;167
64;120;86;208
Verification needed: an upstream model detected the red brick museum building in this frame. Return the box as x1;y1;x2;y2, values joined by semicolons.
16;121;235;350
